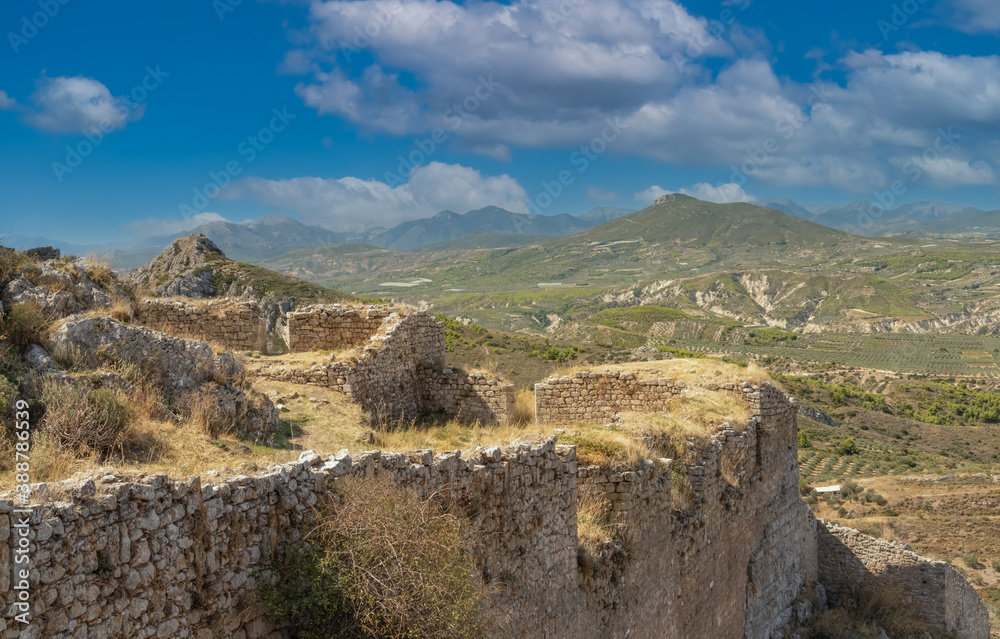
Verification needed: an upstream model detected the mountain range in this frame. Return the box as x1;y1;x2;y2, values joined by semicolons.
758;198;995;236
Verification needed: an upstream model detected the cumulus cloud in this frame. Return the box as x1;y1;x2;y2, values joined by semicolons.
291;0;736;140
122;212;232;238
636;182;754;205
283;1;1000;191
21;76;139;134
948;0;1000;33
225;162;529;230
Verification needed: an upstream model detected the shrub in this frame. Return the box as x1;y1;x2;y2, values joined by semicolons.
838;438;858;456
962;552;980;568
992;559;1000;573
0;302;47;349
798;584;932;638
38;378;134;455
262;475;497;639
797;430;812;449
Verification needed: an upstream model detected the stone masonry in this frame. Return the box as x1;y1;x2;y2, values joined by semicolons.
534;370;690;424
282;304;390;352
818;521;989;639
135;299;267;352
7;381;975;639
256;311;515;424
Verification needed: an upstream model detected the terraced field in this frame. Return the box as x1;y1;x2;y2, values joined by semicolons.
669;333;1000;378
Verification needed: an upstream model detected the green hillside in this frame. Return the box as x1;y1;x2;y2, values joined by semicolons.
562;194;850;247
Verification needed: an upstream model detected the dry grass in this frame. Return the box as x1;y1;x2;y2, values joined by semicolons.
576;491;619;554
511;388;535;425
552;357;770;387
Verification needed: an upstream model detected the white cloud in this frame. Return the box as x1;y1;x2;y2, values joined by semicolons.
948;0;1000;33
122;212;232;237
225;162;528;231
0;90;17;111
636;182;754;205
22;76;138;134
284;0;1000;191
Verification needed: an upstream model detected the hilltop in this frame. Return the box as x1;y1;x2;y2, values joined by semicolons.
128;233;352;306
567;194;849;247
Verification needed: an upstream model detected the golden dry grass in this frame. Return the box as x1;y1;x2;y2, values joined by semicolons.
551;357;770;387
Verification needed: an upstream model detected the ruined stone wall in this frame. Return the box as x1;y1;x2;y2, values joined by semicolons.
0;439;581;639
282;304;390;352
418;365;515;424
255;312;512;424
818;521;990;639
136;299;266;351
3;382;983;639
534;370;689;424
346;312;445;423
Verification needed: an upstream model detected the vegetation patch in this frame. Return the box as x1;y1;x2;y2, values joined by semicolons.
262;475;498;639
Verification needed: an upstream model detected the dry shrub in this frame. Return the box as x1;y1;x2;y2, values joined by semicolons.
799;584;938;639
83;256;116;289
1;301;48;349
576;489;632;579
0;248;39;286
37;376;135;455
262;475;499;639
183;389;232;439
512;388;535;425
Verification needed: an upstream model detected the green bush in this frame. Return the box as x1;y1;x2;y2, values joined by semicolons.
797;430;812;449
262;476;498;639
838;438;858;456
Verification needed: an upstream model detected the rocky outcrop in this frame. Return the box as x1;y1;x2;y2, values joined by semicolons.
127;234;224;297
50;317;280;441
799;404;838;427
1;257;129;319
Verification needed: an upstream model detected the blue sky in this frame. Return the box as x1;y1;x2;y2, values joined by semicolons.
1;0;998;243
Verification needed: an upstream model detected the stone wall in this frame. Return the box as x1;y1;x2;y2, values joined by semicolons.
0;381;835;639
3;380;986;639
418;365;515;424
257;312;514;424
136;299;267;352
534;370;690;424
817;521;990;639
282;304;390;352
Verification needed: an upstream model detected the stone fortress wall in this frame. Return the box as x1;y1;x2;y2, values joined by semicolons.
134;300;516;424
281;304;390;352
534;370;691;424
135;299;268;352
252;308;516;425
818;521;990;639
2;378;986;639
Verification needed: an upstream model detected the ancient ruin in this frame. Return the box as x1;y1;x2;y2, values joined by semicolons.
0;296;989;638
